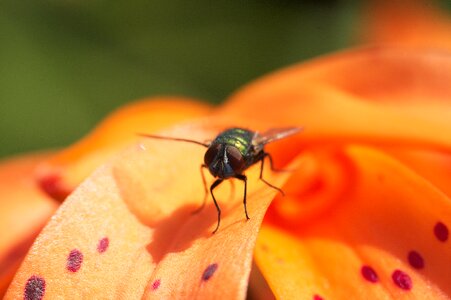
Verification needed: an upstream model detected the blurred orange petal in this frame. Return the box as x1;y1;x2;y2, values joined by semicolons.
221;48;451;151
386;149;451;198
361;0;451;50
256;146;450;299
0;153;58;296
37;97;212;201
5;124;295;299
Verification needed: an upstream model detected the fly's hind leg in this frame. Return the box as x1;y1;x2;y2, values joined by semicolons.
259;152;285;196
265;151;293;173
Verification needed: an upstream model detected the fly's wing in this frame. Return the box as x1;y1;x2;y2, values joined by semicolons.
252;127;302;151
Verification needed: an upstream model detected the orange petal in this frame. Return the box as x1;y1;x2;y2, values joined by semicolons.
0;153;58;296
386;148;451;198
37;98;212;201
361;0;451;50
5;124;295;299
255;146;450;299
221;48;451;151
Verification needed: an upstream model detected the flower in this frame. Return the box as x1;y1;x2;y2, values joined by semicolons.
2;1;451;299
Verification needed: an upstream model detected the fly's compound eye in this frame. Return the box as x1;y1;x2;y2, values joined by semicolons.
225;146;245;173
204;143;222;166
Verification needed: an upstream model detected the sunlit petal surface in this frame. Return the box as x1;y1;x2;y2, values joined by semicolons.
5;125;294;299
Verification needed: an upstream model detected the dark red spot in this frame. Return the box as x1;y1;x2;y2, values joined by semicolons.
306;177;325;194
24;275;45;300
276;258;285;264
202;263;218;281
97;237;109;253
67;249;83;272
392;269;412;290
37;173;71;202
434;222;449;242
151;279;160;290
407;251;424;269
313;295;324;300
361;265;378;283
260;244;269;252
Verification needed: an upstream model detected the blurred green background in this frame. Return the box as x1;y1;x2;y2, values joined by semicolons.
1;0;450;158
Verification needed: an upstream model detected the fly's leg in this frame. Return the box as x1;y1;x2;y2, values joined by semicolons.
259;152;285;196
265;151;291;173
192;164;209;214
210;179;224;234
235;174;249;220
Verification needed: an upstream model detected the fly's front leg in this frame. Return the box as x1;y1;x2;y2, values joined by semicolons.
192;164;209;214
210;179;224;234
235;174;249;220
259;152;285;196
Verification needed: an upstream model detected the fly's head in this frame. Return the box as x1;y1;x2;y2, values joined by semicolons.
204;143;245;179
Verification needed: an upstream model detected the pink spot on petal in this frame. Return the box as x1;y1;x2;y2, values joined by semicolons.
202;263;218;281
408;251;424;269
24;275;45;300
361;265;378;283
151;279;161;290
313;295;324;300
97;237;109;253
67;249;83;272
434;222;449;242
392;269;412;290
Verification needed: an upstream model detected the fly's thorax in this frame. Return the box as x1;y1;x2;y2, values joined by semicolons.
204;142;246;179
214;128;255;157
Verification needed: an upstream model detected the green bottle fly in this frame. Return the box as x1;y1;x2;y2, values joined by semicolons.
141;127;301;233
